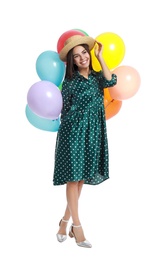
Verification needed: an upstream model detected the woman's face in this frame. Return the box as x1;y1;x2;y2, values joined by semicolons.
72;45;90;69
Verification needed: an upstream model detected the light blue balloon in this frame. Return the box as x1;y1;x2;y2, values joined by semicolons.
25;104;60;132
36;50;65;86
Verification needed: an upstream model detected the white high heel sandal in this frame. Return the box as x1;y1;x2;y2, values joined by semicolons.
56;218;69;242
69;224;92;248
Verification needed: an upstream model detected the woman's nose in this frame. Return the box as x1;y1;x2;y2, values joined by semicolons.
80;54;84;60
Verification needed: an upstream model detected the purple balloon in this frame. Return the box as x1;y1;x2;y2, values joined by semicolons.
27;81;63;119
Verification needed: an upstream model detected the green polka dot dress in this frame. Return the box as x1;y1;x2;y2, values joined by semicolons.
53;71;117;185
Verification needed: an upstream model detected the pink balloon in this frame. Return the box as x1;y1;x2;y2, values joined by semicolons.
109;66;141;100
27;81;63;120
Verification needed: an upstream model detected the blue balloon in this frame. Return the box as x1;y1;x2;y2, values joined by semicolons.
36;51;65;86
25;104;60;132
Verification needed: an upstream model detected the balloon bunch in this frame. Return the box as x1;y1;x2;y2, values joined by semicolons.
25;28;141;131
25;29;87;132
90;31;141;120
25;49;65;132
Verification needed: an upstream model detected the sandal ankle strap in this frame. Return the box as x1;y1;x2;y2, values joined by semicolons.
62;218;69;223
72;224;82;228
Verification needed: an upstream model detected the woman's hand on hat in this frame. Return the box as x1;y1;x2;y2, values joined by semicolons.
94;41;103;60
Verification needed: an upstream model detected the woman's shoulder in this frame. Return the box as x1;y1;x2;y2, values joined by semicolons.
91;69;103;77
62;75;77;92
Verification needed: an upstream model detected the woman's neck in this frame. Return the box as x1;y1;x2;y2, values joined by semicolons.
78;68;91;79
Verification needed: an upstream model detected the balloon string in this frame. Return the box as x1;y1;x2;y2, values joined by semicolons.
105;99;114;109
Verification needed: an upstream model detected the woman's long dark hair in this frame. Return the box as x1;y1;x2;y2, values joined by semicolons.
65;44;93;79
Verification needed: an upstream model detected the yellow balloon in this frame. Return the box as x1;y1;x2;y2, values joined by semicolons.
91;32;126;70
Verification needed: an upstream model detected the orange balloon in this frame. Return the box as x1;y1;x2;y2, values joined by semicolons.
104;88;122;120
109;65;141;100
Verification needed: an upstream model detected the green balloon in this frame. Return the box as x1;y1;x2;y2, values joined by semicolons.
73;28;89;36
58;83;62;91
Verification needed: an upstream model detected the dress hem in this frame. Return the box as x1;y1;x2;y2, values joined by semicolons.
53;176;109;186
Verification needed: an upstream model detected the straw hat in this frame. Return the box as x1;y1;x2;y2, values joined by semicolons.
59;35;95;61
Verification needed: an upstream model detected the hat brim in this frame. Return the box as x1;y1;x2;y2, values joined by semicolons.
59;36;95;62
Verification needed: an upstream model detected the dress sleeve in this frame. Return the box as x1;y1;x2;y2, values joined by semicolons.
97;71;117;88
60;80;72;120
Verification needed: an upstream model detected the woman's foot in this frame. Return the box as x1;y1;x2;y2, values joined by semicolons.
56;218;69;242
69;224;92;248
72;225;86;243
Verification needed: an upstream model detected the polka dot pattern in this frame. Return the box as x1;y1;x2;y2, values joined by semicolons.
53;71;117;185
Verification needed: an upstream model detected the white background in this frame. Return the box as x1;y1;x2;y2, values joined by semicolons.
0;0;162;259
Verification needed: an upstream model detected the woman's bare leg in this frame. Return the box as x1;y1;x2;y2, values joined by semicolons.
57;180;84;236
66;181;85;242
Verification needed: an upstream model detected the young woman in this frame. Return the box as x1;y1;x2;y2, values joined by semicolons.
53;35;117;248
